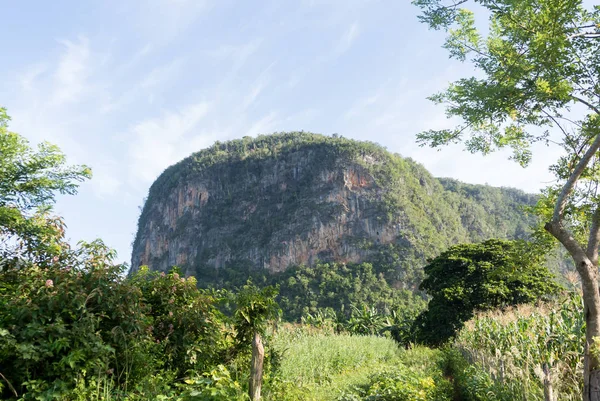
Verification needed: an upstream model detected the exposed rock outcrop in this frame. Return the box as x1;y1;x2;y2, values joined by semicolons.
131;133;536;282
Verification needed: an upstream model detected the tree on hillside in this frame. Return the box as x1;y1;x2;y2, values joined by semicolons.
0;107;91;262
233;282;280;401
412;0;600;397
415;239;561;345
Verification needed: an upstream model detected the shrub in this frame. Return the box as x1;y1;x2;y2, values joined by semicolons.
0;247;231;400
130;267;230;377
0;241;153;400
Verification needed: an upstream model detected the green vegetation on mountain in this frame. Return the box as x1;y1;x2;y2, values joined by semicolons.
129;132;549;331
133;133;539;302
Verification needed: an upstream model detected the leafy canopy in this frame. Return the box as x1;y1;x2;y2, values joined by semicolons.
413;0;599;168
0;108;91;260
415;239;561;345
232;282;280;349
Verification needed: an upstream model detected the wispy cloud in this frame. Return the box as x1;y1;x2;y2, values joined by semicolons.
335;22;360;54
135;0;212;44
52;37;92;104
19;63;48;92
344;92;380;119
242;61;276;110
141;58;185;89
91;160;123;198
101;55;184;113
244;112;279;137
116;43;154;75
207;40;263;66
127;102;211;183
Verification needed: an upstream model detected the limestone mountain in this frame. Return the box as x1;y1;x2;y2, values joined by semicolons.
131;132;537;286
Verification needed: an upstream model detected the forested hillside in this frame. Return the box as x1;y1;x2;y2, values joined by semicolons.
131;133;538;290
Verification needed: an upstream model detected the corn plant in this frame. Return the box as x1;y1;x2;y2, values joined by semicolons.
455;293;585;400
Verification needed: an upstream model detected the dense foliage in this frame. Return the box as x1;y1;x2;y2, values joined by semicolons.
267;261;425;322
415;239;561;345
0;112;237;400
336;346;452;401
0;107;91;262
0;250;233;400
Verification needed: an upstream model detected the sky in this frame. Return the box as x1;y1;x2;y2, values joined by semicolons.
2;0;565;265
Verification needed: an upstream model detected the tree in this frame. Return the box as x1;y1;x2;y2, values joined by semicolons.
412;0;600;397
414;239;561;345
232;282;280;401
0;107;91;262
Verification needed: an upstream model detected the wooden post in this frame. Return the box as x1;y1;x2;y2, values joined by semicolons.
542;363;553;401
249;331;264;401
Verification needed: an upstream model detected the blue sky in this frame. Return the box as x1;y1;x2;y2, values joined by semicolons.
2;0;562;264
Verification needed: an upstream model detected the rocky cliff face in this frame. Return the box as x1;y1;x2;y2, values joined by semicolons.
131;133;536;282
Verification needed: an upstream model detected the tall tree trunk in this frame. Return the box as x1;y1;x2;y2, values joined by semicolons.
542;363;553;401
249;331;264;401
545;221;600;401
575;260;600;401
583;289;600;401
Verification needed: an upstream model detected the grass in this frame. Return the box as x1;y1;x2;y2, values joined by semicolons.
266;324;450;400
15;323;452;400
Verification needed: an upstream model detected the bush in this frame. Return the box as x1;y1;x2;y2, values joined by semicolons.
0;241;155;399
415;239;561;345
131;267;230;376
177;365;248;401
0;244;230;400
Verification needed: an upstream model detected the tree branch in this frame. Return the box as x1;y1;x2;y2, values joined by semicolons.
552;131;600;223
556;115;583;128
542;109;570;142
0;372;17;398
439;0;468;10
572;95;600;115
568;31;600;40
546;221;595;280
575;24;600;29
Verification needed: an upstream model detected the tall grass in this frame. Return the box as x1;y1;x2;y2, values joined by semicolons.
454;293;584;400
266;324;451;400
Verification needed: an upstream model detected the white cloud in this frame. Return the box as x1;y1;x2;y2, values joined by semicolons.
141;58;185;89
344;92;380;119
52;37;92;104
19;63;48;92
115;43;154;76
336;22;360;54
100;56;184;114
92;166;123;197
207;40;263;66
128;102;211;183
244;112;279;137
242;61;276;110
